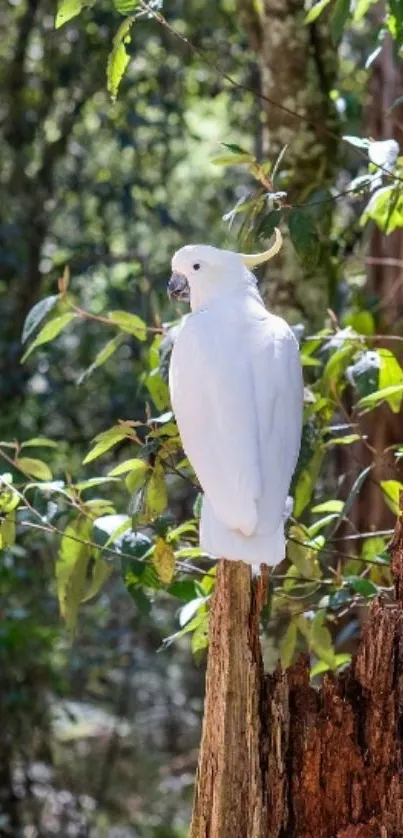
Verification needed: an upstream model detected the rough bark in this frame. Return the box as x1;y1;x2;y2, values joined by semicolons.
189;508;403;838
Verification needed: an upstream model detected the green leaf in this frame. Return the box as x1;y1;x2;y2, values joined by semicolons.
310;660;331;678
331;465;372;535
324;433;361;447
352;0;377;21
22;313;75;362
311;500;344;514
323;342;356;394
288;209;320;268
287;524;322;579
220;142;253;156
301;355;322;367
113;0;139;13
55;0;84;28
75;477;119;491
152;537;176;584
294;447;324;517
191;618;209;656
145;370;170;411
381;479;403;515
212;154;255;166
357;384;403;412
15;457;52;481
346;576;378;597
107;19;134;101
21;295;59;344
56;519;93;632
310;612;335;667
0;486;20;514
83;426;133;464
280;620;297;668
305;0;331;23
255;208;283;241
307;513;339;537
378;349;403;413
179;596;208;628
146;461;167;517
361;186;403;234
78;335;123;385
125;461;149;494
0;513;16;550
108;458;148;477
107;310;146;341
21;437;59;449
330;0;351;43
343;310;375;336
81;557;112;603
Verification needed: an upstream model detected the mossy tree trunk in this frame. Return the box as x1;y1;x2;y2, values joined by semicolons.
189;505;403;838
236;0;340;324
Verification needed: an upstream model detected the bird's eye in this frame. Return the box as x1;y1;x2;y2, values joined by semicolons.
193;263;201;271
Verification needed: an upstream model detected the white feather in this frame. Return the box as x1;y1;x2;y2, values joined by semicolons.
168;248;303;567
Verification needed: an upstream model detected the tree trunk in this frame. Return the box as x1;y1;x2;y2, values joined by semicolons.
190;508;403;838
237;0;340;324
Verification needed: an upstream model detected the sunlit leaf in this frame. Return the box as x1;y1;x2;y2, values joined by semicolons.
55;0;84;28
0;486;20;514
361;185;403;234
83;426;133;464
310;612;335;667
381;479;403;515
0;513;16;550
81;557;112;603
324;433;361;447
22;313;75;362
15;457;52;481
345;576;378;597
57;519;93;633
305;0;331;23
20;438;59;449
378;349;403;413
357;383;403;412
179;596;208;628
21;295;59;344
113;0;139;13
152;537;176;584
108;458;148;477
146;461;167;516
293;447;324;517
107;19;134;101
78;335;123;385
145;369;170;411
352;0;378;21
107;309;147;341
311;499;344;514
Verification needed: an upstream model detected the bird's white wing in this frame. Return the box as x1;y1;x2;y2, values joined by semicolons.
255;318;303;529
169;312;262;536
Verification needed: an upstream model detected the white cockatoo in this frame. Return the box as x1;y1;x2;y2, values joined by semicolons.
167;230;303;567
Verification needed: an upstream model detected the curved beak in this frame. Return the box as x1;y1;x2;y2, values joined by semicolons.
167;271;190;302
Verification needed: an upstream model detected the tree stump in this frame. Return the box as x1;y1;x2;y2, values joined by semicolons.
189;512;403;838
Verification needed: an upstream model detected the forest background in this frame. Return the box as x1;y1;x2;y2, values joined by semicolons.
2;0;403;835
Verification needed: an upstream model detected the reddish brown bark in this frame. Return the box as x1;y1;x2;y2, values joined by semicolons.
190;512;403;838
